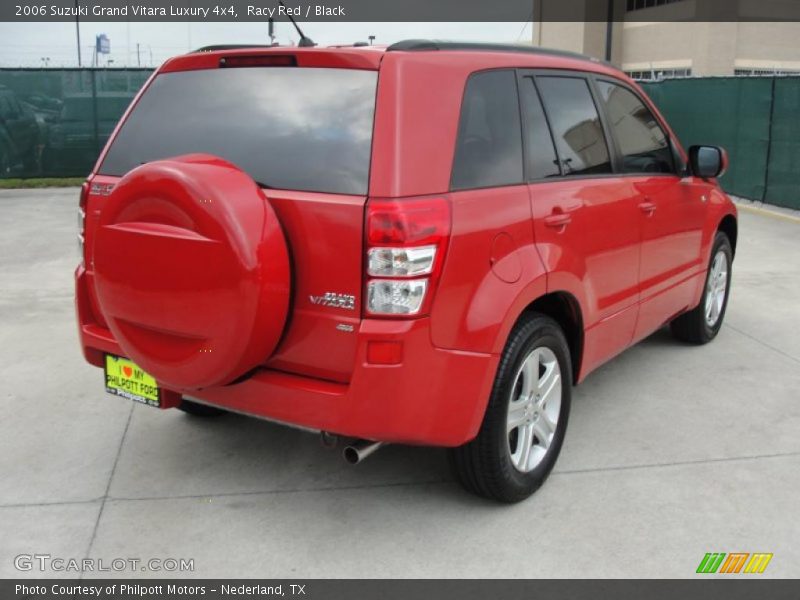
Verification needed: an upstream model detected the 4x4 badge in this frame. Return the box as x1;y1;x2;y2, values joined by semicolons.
309;292;356;311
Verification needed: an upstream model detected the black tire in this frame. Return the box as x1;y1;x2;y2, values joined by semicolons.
178;399;226;417
449;313;572;503
670;231;733;344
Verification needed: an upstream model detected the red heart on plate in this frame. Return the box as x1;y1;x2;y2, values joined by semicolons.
122;366;133;378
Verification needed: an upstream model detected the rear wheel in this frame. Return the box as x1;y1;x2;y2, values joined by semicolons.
178;399;226;418
449;313;572;503
671;231;732;344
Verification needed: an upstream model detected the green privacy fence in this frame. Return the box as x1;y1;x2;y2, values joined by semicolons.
0;68;152;178
1;69;798;208
643;77;800;209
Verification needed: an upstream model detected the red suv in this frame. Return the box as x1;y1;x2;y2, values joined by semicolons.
76;41;737;502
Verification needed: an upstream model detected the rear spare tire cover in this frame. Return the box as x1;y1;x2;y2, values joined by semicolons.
93;154;290;390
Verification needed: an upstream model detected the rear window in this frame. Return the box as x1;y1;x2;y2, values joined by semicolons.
99;67;378;195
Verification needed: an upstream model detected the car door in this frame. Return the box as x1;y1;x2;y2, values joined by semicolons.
593;78;706;342
519;72;643;377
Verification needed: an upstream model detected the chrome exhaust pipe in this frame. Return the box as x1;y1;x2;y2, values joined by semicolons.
343;439;384;464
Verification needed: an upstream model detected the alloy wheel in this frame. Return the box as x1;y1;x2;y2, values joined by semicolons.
506;346;562;473
705;249;728;327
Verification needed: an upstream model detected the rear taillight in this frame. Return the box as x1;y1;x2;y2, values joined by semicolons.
364;197;450;318
78;181;88;265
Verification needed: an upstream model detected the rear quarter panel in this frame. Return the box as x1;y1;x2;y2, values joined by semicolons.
430;186;548;354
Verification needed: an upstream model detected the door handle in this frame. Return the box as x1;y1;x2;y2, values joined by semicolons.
639;201;657;216
544;213;572;229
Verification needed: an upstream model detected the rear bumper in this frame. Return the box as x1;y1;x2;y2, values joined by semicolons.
76;267;498;447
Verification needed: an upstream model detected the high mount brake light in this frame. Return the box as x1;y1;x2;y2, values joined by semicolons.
219;55;297;68
364;198;450;318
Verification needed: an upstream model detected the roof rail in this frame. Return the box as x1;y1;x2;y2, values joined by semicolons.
386;39;611;67
192;44;275;53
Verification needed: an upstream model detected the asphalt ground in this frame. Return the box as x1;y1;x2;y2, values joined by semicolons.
1;188;798;578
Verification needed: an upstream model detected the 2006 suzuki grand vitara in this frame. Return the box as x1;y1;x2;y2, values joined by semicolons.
76;41;737;502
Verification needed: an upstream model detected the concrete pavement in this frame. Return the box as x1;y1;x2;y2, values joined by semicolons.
1;188;798;578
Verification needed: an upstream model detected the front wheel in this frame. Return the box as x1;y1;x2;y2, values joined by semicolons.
449;313;572;503
671;231;733;344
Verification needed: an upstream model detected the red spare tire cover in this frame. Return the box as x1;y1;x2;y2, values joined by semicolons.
93;154;290;390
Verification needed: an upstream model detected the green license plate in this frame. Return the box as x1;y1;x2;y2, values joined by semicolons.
104;354;160;407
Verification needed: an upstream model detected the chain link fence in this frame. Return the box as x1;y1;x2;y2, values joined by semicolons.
0;68;151;178
0;68;798;209
643;76;800;209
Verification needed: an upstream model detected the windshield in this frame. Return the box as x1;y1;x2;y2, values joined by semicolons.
99;67;378;195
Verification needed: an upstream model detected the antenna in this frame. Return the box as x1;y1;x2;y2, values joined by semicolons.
278;1;316;47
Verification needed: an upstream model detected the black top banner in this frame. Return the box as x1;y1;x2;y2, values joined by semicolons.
3;0;800;22
3;579;800;600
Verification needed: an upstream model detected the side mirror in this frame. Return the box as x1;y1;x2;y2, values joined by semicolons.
689;145;728;179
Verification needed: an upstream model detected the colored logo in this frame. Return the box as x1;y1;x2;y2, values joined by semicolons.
696;553;773;574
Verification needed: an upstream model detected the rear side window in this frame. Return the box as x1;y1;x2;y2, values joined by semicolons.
596;80;674;174
536;76;612;176
519;78;561;180
100;67;377;195
451;70;524;191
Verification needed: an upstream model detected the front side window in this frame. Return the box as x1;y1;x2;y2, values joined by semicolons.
596;80;674;174
536;76;612;176
100;67;377;195
451;70;524;191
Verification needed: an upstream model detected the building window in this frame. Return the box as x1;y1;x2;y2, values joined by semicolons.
625;69;692;81
626;0;685;12
734;68;800;77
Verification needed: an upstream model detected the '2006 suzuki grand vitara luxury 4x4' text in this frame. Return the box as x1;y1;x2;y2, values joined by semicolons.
76;41;737;502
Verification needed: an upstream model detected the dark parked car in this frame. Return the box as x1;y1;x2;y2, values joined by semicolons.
0;85;40;175
44;92;134;175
